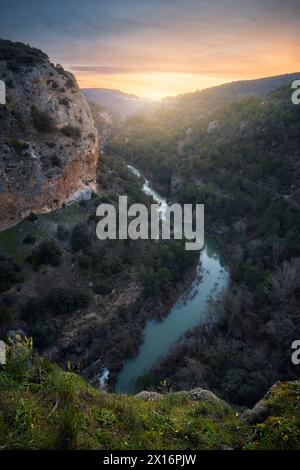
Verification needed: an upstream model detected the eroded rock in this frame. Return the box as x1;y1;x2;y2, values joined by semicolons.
135;391;163;401
0;40;99;229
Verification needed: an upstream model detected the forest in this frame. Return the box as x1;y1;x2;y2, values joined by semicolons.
108;83;300;405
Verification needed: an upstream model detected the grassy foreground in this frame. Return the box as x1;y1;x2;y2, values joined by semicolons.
0;341;300;450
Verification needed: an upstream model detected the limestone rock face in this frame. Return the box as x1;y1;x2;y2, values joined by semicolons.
135;391;163;401
188;388;224;404
0;40;99;229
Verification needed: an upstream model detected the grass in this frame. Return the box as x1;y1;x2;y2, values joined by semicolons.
0;199;92;263
1;341;300;450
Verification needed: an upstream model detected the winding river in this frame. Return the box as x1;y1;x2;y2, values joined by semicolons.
115;165;229;393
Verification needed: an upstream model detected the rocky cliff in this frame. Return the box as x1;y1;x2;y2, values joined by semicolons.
0;40;99;229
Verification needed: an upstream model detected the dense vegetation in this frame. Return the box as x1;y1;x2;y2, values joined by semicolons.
1;339;300;450
108;83;300;405
0;154;197;384
0;39;48;71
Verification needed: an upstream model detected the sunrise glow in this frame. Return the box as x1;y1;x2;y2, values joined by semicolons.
2;0;300;98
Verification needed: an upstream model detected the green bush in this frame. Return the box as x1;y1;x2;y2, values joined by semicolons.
56;225;69;241
31;322;56;348
93;280;113;296
27;212;38;222
22;234;36;244
60;125;81;139
0;255;22;293
0;308;15;326
27;240;62;268
65;77;76;88
10;140;29;152
46;288;89;315
139;266;172;297
59;97;70;106
0;39;48;71
51;155;61;167
77;255;92;269
21;297;44;322
71;224;90;252
31;106;56;133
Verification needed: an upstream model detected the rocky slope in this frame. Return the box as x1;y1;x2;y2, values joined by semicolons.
0;40;99;229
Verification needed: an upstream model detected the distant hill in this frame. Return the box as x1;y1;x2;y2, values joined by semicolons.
82;88;157;119
107;73;300;156
165;72;300;106
158;73;300;124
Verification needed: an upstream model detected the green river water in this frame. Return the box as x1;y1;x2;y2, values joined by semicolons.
115;166;229;393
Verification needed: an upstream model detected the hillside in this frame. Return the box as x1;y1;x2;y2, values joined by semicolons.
0;39;99;229
108;73;300;178
1;341;300;450
165;72;300;105
160;73;300;129
107;83;300;406
0;152;197;388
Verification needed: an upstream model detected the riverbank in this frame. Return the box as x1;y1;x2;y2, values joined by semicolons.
0;154;200;394
114;164;229;393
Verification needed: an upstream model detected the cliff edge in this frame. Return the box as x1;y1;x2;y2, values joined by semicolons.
1;343;299;450
0;39;99;229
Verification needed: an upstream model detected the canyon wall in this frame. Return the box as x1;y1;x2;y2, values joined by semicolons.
0;40;99;229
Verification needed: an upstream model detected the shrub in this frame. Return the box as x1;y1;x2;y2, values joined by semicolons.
0;255;22;293
22;234;36;244
65;77;76;88
31;322;56;348
0;39;48;70
3;336;33;383
46;288;89;315
27;240;62;268
21;297;44;322
31;106;56;133
59;97;70;106
0;308;15;326
60;125;81;139
57;225;69;241
138;266;172;297
27;212;38;222
10;140;29;152
77;255;92;269
71;224;90;252
96;409;116;427
51;155;61;167
93;280;113;296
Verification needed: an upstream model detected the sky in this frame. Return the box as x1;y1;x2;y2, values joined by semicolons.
0;0;300;99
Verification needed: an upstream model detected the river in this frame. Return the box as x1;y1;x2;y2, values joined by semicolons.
115;165;229;393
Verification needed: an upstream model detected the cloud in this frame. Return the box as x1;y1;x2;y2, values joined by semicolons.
70;66;138;74
0;0;300;97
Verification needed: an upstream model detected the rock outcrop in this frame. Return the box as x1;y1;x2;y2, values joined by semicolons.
0;40;99;229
